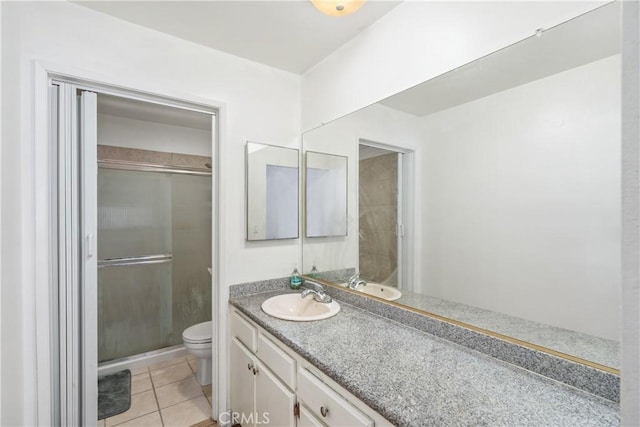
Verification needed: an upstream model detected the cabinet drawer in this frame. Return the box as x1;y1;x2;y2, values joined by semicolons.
231;310;257;351
258;333;296;390
297;368;373;427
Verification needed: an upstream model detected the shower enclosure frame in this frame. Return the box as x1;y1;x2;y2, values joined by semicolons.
33;62;223;426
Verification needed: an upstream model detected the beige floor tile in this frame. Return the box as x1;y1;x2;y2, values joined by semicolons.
106;390;158;427
131;373;153;395
187;359;197;373
97;419;106;426
161;396;211;427
156;377;204;409
149;356;187;372
151;362;194;388
186;354;196;362
112;411;163;427
129;366;149;376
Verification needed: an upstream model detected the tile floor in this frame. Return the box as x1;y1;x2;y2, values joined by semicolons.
98;355;214;427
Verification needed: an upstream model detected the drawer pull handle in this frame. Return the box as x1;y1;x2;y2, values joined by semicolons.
253;367;259;375
320;406;329;417
247;363;253;371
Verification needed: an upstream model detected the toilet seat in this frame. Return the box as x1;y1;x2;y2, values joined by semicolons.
182;321;212;344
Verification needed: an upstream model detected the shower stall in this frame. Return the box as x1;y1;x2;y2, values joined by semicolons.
96;95;213;367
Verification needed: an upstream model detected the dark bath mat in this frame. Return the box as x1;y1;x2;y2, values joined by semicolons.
98;369;131;420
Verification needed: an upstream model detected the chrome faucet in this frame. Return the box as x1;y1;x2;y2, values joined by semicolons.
300;280;333;303
347;272;367;290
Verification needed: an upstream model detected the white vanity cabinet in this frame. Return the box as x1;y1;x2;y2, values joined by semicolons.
230;311;296;427
229;308;393;427
230;338;296;427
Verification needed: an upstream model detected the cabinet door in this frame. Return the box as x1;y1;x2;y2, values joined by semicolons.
298;403;326;427
230;338;256;427
255;360;296;427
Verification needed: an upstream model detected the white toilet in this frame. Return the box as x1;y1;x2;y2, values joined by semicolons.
182;321;213;386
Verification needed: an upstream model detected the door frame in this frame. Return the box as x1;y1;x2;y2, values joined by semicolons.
33;61;224;425
357;139;415;291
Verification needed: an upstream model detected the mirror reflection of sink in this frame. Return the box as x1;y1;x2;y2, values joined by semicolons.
340;282;402;301
261;294;341;321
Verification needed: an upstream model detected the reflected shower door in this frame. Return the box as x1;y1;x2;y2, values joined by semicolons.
97;168;211;362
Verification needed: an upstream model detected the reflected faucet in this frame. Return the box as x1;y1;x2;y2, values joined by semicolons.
300;280;333;303
347;272;368;290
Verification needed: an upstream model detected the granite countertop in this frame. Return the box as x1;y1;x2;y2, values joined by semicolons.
395;290;620;369
230;291;619;427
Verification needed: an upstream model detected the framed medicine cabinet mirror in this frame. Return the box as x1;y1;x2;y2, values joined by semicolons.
305;151;348;238
246;141;299;241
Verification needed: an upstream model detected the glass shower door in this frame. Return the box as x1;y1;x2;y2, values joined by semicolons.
98;169;173;362
97;168;211;363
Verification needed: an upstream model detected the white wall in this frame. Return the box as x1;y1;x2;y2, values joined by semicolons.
98;113;212;157
621;1;640;425
301;1;606;131
0;1;300;424
420;55;621;340
1;2;23;423
0;2;3;422
302;103;423;280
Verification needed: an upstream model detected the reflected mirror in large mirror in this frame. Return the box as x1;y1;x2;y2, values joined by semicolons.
246;141;299;241
305;151;348;238
302;2;621;370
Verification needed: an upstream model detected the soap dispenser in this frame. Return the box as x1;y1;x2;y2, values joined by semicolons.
309;265;319;278
290;268;302;290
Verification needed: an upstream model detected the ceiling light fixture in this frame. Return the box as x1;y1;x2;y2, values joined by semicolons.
311;0;366;17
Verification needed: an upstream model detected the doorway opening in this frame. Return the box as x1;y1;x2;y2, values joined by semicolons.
96;95;212;369
51;79;218;425
358;140;413;290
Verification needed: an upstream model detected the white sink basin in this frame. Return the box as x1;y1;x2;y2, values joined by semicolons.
341;282;402;301
261;294;341;321
359;283;402;301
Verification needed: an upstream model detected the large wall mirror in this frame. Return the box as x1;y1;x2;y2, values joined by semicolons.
302;2;621;371
246;141;299;241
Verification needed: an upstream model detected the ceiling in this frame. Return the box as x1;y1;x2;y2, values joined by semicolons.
74;0;402;74
76;1;619;118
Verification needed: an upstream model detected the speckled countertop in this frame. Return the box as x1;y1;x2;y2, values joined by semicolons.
230;291;619;427
395;290;619;369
